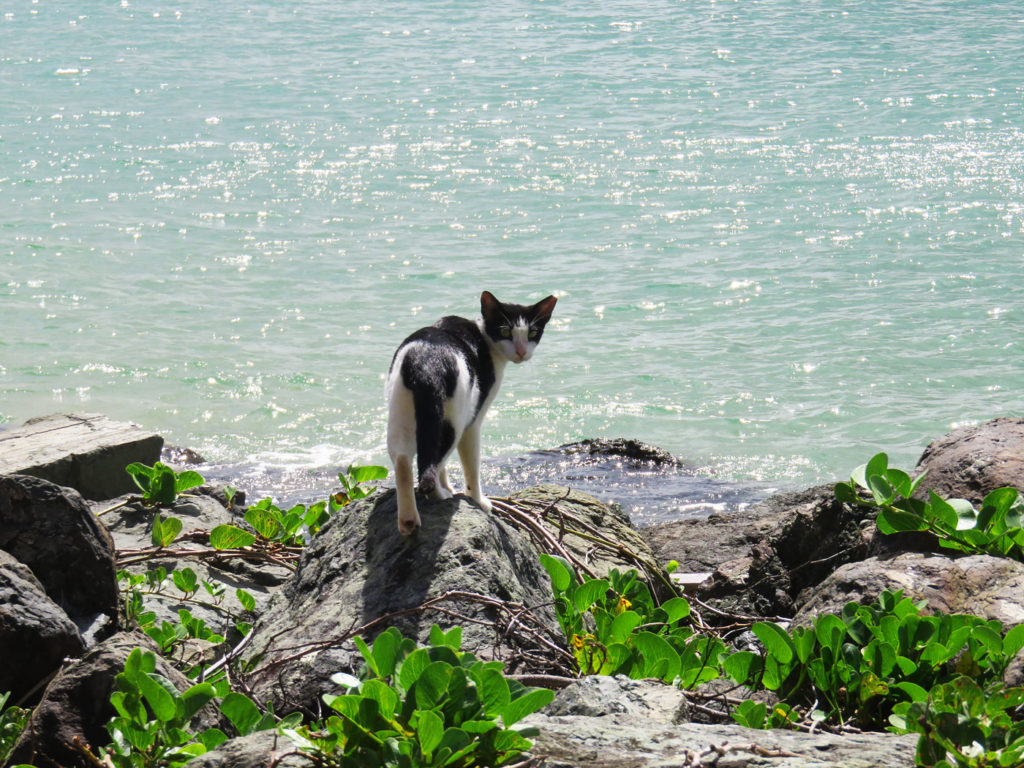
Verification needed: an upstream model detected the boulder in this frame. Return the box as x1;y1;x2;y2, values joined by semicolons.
644;485;873;618
244;488;565;713
0;413;163;500
794;552;1024;629
0;474;119;642
916;417;1024;504
0;549;85;705
524;713;917;767
4;631;223;768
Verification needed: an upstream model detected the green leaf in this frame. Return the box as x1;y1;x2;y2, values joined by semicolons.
126;462;155;493
179;682;215;722
723;651;763;685
136;672;177;723
152;515;183;547
361;679;399;719
876;507;928;535
174;470;205;494
868;474;894;505
948;498;979;531
209;525;257;550
572;578;609;612
244;504;283;540
398;648;430;690
885;468;914;498
1003;623;1024;657
417;709;444;757
659;596;691;625
348;464;389;483
220;692;262;736
501;688;554;727
236;589;256;613
753;622;795;665
372;627;402;677
608;610;642;644
413;661;451;710
172;567;198;595
635;631;681;682
477;668;511;715
539;554;574;593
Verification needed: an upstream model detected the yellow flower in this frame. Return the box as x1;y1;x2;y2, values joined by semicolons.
571;634;585;650
615;596;632;615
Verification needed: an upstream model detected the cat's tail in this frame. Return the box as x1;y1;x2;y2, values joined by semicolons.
393;453;420;535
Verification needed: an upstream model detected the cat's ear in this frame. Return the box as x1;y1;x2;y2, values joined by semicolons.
480;290;500;316
532;295;557;323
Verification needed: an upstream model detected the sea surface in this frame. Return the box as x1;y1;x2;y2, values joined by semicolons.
3;1;1023;522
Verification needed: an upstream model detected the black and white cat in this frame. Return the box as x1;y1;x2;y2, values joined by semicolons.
386;291;558;535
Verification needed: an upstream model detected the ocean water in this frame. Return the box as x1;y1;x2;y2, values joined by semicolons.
3;1;1023;511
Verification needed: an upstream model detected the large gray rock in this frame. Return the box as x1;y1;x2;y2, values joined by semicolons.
0;474;119;640
0;413;163;500
522;711;918;768
795;552;1024;628
916;417;1024;504
5;631;223;768
0;549;86;705
245;488;563;713
644;485;873;618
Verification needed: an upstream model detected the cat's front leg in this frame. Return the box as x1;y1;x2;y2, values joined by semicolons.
438;466;455;496
457;424;492;513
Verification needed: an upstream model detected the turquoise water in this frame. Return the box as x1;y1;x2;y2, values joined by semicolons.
3;1;1023;496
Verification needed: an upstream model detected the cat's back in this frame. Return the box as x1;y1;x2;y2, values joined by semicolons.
388;314;491;390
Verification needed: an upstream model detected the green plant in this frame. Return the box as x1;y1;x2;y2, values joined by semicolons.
208;465;388;551
125;462;204;507
1;691;32;765
332;464;389;507
283;625;553;767
117;568;254;668
540;554;723;687
891;677;1024;768
79;648;295;768
834;453;1024;562
724;590;1024;730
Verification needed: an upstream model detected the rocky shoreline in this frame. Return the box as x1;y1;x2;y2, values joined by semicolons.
3;412;1024;767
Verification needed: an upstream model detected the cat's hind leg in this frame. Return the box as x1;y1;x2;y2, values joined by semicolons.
457;423;492;513
387;381;421;535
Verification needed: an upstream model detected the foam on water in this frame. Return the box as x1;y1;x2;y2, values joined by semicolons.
3;1;1024;508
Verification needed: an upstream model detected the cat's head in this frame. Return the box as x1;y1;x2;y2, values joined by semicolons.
480;290;557;364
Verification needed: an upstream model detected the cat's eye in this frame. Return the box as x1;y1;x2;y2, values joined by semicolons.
528;330;538;340
500;327;512;339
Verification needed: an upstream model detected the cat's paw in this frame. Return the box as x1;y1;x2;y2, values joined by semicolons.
430;486;454;501
397;510;421;536
471;494;492;513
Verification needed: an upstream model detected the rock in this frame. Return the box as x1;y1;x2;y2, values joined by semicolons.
644;485;873;618
916;417;1024;504
245;488;564;713
0;549;86;705
522;711;917;768
794;552;1024;629
544;675;688;722
509;484;673;597
179;730;316;768
5;631;223;768
0;413;163;500
0;474;120;641
538;438;687;467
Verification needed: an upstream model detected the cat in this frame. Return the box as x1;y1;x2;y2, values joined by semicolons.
386;290;558;535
